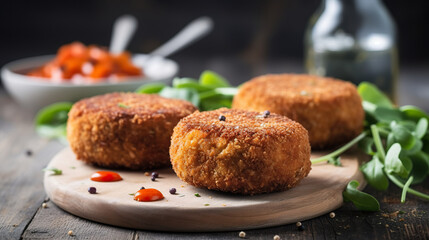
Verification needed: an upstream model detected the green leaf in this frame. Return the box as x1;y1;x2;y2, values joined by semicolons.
386;133;395;150
409;151;429;184
43;168;62;175
384;143;410;178
398;155;413;176
401;139;422;156
415;118;428;139
135;83;166;94
199;70;230;88
358;137;376;155
172;78;214;92
373;107;403;122
36;124;67;140
358;82;393;108
35;102;73;126
158;87;200;107
398;120;417;132
200;99;232;111
400;105;429;122
391;124;416;150
343;180;380;211
327;156;342;166
117;103;130;108
360;156;389;191
199;88;238;101
35;102;73;140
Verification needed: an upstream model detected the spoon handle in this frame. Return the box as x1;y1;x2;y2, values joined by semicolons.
150;16;214;57
110;15;138;54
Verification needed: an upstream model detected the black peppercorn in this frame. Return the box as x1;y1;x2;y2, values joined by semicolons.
88;187;97;194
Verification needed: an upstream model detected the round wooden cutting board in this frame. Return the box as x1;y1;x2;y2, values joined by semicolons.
44;147;365;232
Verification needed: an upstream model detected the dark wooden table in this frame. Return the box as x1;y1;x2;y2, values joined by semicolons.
1;59;428;239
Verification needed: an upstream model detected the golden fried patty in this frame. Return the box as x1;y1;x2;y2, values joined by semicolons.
170;108;311;195
67;92;197;170
232;74;364;149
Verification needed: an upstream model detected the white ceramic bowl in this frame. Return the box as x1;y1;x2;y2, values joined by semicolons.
1;54;178;110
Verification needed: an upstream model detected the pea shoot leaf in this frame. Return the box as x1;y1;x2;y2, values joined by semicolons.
361;156;389;191
135;83;166;94
343;180;380;211
415;118;428;139
159;87;200;107
358;82;393;108
373;107;403;123
400;105;429;122
35;102;73;126
199;70;230;88
409;152;429;184
172;78;214;92
384;143;410;178
358;137;376;155
35;102;73;141
391;124;417;150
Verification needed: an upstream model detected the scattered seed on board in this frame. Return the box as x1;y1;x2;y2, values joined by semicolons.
144;172;150;176
297;222;305;231
68;230;73;236
239;231;246;238
263;110;270;117
88;187;97;194
273;235;280;240
26;149;33;156
42;203;47;208
330;212;336;218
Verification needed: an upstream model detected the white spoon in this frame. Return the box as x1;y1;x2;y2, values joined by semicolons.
133;16;214;67
109;15;138;54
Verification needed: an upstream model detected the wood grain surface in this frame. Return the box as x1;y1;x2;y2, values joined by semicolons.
43;147;365;232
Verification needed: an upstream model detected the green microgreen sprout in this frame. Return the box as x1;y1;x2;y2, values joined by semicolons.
117;103;130;108
43;168;62;175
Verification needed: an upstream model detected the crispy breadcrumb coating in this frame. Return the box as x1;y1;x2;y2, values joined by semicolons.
170;108;311;195
232;74;364;149
67;92;197;169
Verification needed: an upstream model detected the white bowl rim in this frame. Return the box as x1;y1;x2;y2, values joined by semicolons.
1;54;179;88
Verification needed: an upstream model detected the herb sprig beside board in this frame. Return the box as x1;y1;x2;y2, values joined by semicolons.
35;102;73;142
313;82;429;211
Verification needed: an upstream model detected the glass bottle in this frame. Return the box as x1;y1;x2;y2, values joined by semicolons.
305;0;399;101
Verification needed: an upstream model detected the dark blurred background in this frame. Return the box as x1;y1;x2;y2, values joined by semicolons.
1;0;428;85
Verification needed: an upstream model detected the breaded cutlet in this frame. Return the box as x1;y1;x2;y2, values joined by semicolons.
232;74;364;149
170;108;311;195
67;92;197;170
